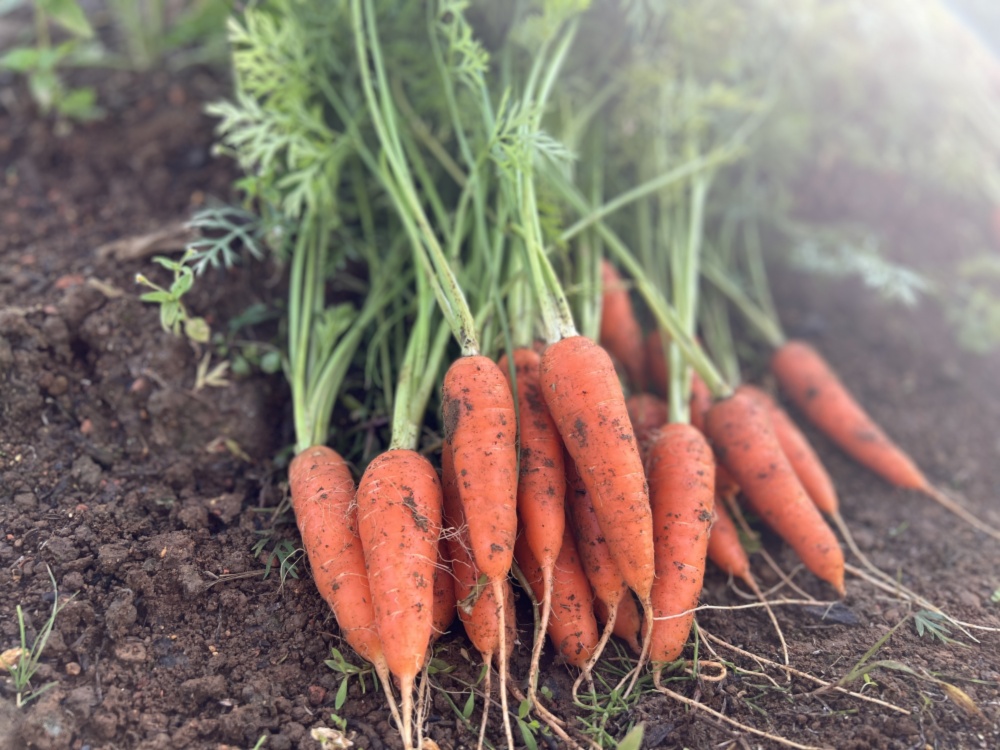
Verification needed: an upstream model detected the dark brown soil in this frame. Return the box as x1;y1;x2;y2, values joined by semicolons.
2;69;999;750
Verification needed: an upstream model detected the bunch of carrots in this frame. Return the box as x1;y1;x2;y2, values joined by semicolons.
207;1;1000;747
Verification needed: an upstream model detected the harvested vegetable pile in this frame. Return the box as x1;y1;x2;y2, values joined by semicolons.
183;0;1000;747
9;0;994;748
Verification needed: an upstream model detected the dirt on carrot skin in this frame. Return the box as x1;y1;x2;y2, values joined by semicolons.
1;72;1000;750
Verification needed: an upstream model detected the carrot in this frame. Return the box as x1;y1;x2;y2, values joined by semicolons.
771;339;1000;540
441;354;518;746
600;259;647;391
564;456;630;693
442;355;518;581
689;372;714;434
594;592;643;655
289;446;403;734
356;449;443;750
540;334;655;693
704;390;846;595
739;384;838;515
498;348;565;704
646;423;716;666
432;538;456;643
540;336;654;602
626;393;669;461
515;527;599;669
706;500;751;585
709;475;793;670
440;439;514;748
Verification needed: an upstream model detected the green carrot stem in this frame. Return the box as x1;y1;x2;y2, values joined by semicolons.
559;146;739;247
701;260;786;349
548;168;733;399
353;0;481;356
667;171;710;425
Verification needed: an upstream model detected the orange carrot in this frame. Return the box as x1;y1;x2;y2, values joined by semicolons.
739;383;838;516
772;340;1000;541
441;354;518;744
646;423;716;666
356;449;443;749
689;372;714;434
600;259;647;391
442;355;518;581
626;393;669;461
714;462;739;502
289;447;381;664
706;501;751;585
706;469;791;668
499;348;566;568
432;538;456;643
704;390;845;595
440;439;514;748
498;348;565;702
289;446;404;737
539;336;654;602
441;461;515;660
564;456;630;689
771;340;926;490
515;527;599;669
594;593;643;655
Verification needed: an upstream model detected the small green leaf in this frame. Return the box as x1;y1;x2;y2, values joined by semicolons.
617;723;645;750
0;47;42;72
160;301;180;331
990;588;1000;604
38;0;94;38
516;718;538;750
56;86;101;121
184;317;211;344
461;691;475;719
517;699;530;719
28;69;61;112
170;268;195;297
335;676;348;710
152;256;184;272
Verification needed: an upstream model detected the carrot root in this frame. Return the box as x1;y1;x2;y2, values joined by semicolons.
477;656;492;750
493;579;515;750
526;566;554;707
572;600;618;703
921;484;1000;542
653;676;825;750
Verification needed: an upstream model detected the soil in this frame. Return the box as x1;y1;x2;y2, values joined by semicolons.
2;68;999;750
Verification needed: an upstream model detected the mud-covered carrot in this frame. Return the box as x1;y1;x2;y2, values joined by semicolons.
564;456;631;690
441;354;519;747
289;446;402;733
626;392;669;461
595;591;643;655
771;340;1000;540
540;336;655;602
705;390;845;594
432;538;456;643
600;259;647;390
740;384;838;515
441;439;515;747
356;450;442;749
646;423;716;666
498;347;565;702
516;527;599;669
